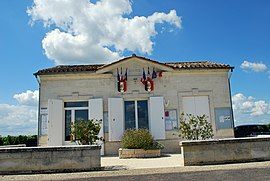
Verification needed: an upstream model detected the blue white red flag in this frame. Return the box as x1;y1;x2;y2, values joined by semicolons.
152;68;157;79
117;68;120;81
125;68;128;81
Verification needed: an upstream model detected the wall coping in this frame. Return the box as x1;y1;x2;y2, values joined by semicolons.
0;145;101;153
180;136;270;146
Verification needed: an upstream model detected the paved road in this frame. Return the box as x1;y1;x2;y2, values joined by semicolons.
2;157;270;180
72;167;270;181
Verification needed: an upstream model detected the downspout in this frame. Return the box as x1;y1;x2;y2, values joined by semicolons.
34;73;41;146
228;67;235;131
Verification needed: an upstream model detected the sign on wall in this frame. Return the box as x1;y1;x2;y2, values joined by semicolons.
214;107;233;129
40;108;48;135
165;109;178;131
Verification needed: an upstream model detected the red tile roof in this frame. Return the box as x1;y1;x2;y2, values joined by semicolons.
34;55;233;76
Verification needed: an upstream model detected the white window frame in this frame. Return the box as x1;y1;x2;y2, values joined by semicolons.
124;99;149;130
64;101;90;143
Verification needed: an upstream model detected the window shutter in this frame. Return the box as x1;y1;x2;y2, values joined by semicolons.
182;97;196;116
194;96;211;121
149;97;165;140
108;98;124;141
48;99;64;146
89;98;104;155
182;96;211;121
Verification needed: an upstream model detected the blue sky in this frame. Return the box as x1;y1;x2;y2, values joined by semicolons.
0;0;270;135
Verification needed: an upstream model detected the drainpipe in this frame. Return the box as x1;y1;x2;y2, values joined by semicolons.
34;74;41;146
228;67;235;130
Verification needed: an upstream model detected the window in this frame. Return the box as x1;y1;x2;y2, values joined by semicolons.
137;100;149;129
65;110;72;141
124;100;149;130
64;101;89;141
64;101;88;108
124;101;136;129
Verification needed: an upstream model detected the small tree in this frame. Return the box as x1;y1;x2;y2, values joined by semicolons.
179;113;213;140
71;119;101;145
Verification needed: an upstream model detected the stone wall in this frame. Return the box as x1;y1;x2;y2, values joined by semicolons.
180;137;270;166
119;148;161;158
0;145;101;174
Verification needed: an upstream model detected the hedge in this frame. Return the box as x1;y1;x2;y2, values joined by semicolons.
0;135;37;147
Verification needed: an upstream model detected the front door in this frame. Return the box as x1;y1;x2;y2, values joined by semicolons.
124;100;149;130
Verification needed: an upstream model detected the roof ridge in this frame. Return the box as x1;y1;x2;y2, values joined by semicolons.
165;61;209;64
55;64;105;67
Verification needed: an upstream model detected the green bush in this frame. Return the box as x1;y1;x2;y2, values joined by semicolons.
71;119;101;145
0;136;3;145
0;135;37;146
121;129;164;150
179;113;213;140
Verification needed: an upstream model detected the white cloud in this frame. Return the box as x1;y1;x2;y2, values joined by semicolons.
27;0;181;65
232;93;270;126
0;104;37;136
240;61;268;72
13;90;39;106
0;90;38;136
232;93;270;116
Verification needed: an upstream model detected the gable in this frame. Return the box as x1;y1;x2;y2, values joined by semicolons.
95;56;173;74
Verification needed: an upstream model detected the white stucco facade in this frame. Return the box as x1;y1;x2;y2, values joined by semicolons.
36;56;234;155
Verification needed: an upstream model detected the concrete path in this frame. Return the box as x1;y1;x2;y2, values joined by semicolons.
1;155;270;180
102;154;182;169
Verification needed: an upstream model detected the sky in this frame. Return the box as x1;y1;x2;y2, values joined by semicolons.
0;0;270;136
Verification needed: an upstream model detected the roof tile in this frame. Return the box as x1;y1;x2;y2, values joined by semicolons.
34;56;233;76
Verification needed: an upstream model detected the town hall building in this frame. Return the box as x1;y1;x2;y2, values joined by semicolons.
34;54;234;155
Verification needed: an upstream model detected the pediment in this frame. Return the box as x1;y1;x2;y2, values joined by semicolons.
96;56;173;76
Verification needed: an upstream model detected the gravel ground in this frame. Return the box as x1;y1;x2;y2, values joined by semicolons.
1;155;270;180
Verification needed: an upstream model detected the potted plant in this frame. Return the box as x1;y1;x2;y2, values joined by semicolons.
119;129;164;158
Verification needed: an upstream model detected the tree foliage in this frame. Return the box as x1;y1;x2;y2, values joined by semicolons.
179;113;213;140
0;135;37;146
71;119;101;145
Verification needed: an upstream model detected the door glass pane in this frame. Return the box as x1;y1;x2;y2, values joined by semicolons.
138;100;149;129
65;110;72;141
75;109;89;122
124;101;136;130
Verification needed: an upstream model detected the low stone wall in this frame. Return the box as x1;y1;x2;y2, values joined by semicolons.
180;137;270;166
0;145;101;174
0;144;26;148
119;148;161;158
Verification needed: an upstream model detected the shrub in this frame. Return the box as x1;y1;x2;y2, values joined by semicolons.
0;135;37;146
179;113;214;140
71;119;101;145
121;129;164;150
0;136;3;145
